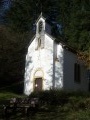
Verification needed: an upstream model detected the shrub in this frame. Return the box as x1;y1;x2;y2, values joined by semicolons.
29;90;90;110
29;90;69;105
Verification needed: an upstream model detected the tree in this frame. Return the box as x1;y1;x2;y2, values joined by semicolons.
0;25;32;86
66;4;90;51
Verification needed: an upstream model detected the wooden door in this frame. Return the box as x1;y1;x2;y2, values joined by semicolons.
34;78;42;91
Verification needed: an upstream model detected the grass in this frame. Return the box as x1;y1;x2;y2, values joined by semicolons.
0;89;90;119
0;81;24;94
0;81;25;105
0;82;25;119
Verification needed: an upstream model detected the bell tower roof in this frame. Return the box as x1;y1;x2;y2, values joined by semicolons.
35;13;52;36
35;13;46;24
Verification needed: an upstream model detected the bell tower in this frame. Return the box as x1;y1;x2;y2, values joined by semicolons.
35;13;52;50
35;13;45;50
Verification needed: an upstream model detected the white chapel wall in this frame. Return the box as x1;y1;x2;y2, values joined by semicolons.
63;49;77;90
44;34;53;89
24;39;35;95
24;34;54;95
63;49;88;91
55;44;64;89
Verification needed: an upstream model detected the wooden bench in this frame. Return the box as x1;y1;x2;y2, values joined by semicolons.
2;97;39;118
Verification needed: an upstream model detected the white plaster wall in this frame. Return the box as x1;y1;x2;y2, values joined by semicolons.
24;34;54;95
63;49;88;91
55;44;64;89
44;34;53;89
24;40;35;95
63;49;77;90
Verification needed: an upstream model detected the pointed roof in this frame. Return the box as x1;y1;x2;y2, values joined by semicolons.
28;14;77;55
35;13;46;24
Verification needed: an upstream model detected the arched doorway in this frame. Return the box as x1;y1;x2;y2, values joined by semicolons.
34;78;42;91
34;69;44;92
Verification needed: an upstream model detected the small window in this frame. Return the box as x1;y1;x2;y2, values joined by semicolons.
35;37;44;50
74;63;81;83
38;38;41;48
87;69;90;80
55;45;59;62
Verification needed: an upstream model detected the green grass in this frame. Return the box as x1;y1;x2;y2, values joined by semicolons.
0;81;25;106
0;81;24;94
0;82;25;119
1;89;90;119
0;92;21;100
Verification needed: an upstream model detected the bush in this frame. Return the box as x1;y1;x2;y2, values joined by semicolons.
29;90;90;110
29;90;69;105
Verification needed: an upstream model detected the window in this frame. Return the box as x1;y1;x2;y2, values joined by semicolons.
74;63;81;83
38;37;41;48
38;21;43;33
87;69;90;80
35;37;44;50
55;45;59;61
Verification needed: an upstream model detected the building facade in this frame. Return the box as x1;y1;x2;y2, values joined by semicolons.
24;14;88;95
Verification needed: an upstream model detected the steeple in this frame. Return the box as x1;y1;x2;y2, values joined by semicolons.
35;13;46;24
35;14;45;49
35;13;52;35
35;14;52;50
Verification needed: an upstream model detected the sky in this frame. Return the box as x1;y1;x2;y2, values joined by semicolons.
0;0;11;23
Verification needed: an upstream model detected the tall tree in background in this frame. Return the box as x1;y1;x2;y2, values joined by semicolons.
6;0;59;32
6;0;90;51
0;25;31;86
64;0;90;51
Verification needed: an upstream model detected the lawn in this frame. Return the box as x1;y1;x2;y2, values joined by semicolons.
0;89;90;120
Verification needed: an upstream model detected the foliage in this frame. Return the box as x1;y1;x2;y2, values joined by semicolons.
0;25;31;86
0;81;24;94
6;0;90;51
30;90;68;105
29;90;90;106
77;51;90;68
1;90;90;119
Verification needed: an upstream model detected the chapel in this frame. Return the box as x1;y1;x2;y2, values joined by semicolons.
24;14;88;95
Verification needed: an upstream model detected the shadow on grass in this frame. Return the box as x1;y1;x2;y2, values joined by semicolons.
0;81;24;94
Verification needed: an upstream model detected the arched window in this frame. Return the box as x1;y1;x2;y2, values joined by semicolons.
38;37;41;48
38;21;43;33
